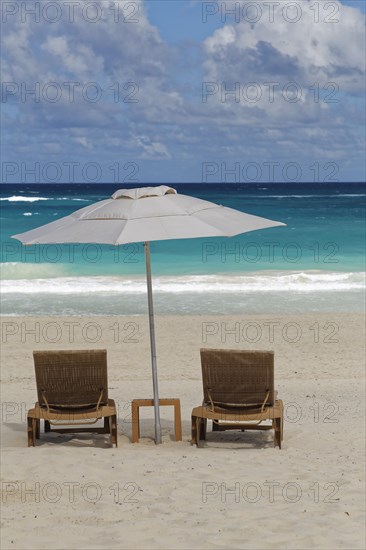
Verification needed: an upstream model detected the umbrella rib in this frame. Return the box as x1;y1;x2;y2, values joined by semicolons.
83;208;220;222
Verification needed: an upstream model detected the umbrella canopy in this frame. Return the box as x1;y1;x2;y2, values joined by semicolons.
12;185;284;245
12;185;285;443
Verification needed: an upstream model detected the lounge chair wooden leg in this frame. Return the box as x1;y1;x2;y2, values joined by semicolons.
35;419;40;439
104;416;110;433
279;400;284;443
191;415;198;445
274;423;278;448
274;418;281;449
199;418;207;441
44;420;51;432
108;416;112;444
27;417;32;447
196;418;205;447
131;401;139;443
32;419;37;445
27;417;35;447
110;415;118;447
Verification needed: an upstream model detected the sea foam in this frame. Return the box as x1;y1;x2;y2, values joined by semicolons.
1;271;364;294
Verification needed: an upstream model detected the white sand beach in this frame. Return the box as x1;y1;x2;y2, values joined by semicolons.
1;313;365;550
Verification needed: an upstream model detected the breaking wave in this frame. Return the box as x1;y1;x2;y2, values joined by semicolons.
1;270;364;294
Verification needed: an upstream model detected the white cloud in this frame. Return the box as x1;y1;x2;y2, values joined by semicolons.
1;0;365;178
203;0;365;91
42;36;105;76
73;136;92;149
134;135;171;159
198;0;366;138
1;0;179;161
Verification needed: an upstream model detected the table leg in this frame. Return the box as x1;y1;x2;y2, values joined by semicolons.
174;401;182;441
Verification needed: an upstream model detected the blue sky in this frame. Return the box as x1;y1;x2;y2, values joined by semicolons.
1;0;365;183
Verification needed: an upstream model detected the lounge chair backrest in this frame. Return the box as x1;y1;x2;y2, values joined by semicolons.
200;349;275;407
33;350;108;408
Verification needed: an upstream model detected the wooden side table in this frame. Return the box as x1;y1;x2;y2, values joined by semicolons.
131;398;182;443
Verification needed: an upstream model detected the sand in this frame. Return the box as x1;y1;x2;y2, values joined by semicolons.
1;313;365;550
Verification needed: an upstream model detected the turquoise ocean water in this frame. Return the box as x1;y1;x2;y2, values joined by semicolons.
1;183;365;315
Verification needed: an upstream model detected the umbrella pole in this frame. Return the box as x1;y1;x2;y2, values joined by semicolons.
144;242;162;444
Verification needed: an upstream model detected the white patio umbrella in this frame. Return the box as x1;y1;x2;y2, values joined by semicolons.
12;185;285;444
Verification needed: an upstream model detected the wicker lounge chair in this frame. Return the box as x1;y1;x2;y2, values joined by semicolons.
27;350;117;447
191;349;283;448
